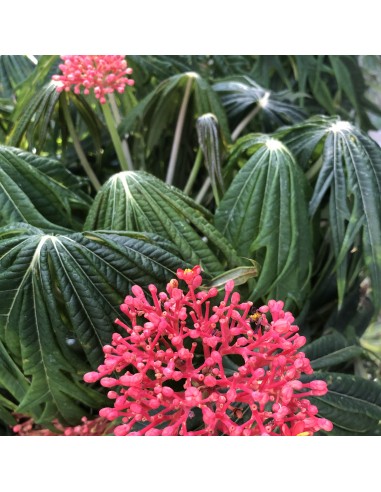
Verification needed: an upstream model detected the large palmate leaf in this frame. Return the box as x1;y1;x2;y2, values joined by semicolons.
121;72;230;143
0;55;37;99
213;76;306;138
0;223;187;425
84;171;240;277
294;55;379;130
279;116;381;311
0;337;30;426
214;135;312;309
301;371;381;435
8;82;103;160
0;145;91;231
8;82;60;150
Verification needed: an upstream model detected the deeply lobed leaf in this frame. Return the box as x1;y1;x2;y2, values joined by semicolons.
0;224;187;424
214;135;312;309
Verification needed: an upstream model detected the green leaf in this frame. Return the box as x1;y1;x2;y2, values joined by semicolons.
0;337;30;401
302;332;363;370
203;264;259;290
0;224;187;424
213;76;306;132
214;135;312;308
84;171;240;276
280;116;381;312
0;55;37;99
302;371;381;435
0;337;30;426
119;72;230;185
196;113;224;201
8;82;60;149
0;145;91;231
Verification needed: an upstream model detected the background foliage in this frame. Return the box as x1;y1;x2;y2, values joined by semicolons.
0;55;380;435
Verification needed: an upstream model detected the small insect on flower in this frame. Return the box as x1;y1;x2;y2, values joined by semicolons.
248;305;263;330
230;407;244;419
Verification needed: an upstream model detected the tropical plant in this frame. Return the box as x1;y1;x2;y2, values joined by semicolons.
0;55;380;436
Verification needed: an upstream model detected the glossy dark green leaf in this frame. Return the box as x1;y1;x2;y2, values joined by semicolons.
121;72;230;143
0;145;91;231
84;171;240;276
0;224;187;424
280;116;381;311
214;135;312;308
0;55;37;99
8;83;60;149
302;371;381;435
303;332;363;370
0;337;30;426
213;76;306;135
119;72;230;185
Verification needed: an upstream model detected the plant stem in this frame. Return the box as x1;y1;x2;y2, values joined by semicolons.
231;92;270;141
61;95;101;191
183;148;203;195
210;179;220;207
232;105;261;141
102;100;132;172
108;93;134;170
195;177;211;204
165;75;194;185
306;155;323;181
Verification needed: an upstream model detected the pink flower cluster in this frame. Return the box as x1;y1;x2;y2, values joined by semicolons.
84;266;333;436
52;55;134;104
12;414;113;436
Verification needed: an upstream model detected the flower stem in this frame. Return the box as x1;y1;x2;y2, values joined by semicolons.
61;95;101;191
108;93;134;171
183;148;203;195
102;100;132;172
165;75;194;185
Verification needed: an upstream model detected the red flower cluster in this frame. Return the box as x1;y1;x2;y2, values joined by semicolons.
84;266;333;436
52;55;134;104
12;415;113;436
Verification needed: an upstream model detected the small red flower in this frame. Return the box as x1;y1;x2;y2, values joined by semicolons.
84;265;333;436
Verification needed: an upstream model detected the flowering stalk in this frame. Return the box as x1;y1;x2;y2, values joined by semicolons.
165;74;195;185
183;147;203;195
84;266;333;436
60;95;101;191
108;93;134;170
195;176;211;204
53;55;135;173
101;99;132;171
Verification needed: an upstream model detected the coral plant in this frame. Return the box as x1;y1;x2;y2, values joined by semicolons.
84;266;333;436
